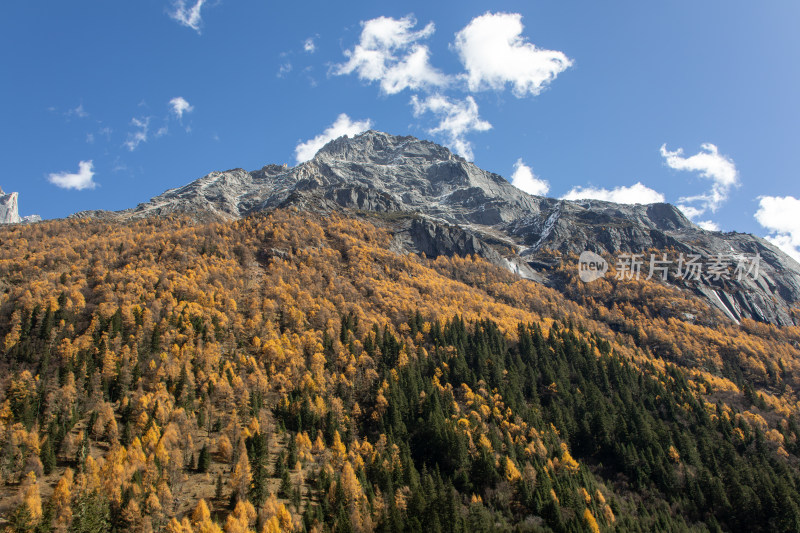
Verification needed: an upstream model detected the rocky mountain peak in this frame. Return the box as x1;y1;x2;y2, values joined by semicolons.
68;131;800;326
315;130;456;165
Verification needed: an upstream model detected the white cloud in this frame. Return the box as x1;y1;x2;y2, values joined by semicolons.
755;195;800;263
510;159;549;196
676;204;704;220
304;38;316;53
48;160;96;190
696;220;720;231
410;94;491;160
295;113;373;163
124;117;149;151
562;182;665;204
335;15;448;95
169;96;193;119
169;0;205;33
453;12;572;97
661;143;738;218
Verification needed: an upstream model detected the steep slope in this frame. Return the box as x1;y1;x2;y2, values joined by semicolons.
71;131;800;325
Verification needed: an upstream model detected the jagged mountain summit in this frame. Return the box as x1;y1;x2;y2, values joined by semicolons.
0;187;40;224
72;130;800;325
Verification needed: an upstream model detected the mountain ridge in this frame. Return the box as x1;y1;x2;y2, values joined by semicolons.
70;130;800;325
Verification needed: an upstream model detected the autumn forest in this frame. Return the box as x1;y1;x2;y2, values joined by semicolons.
1;210;800;532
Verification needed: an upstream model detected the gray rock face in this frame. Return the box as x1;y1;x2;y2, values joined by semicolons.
0;187;39;224
0;188;21;224
71;131;800;325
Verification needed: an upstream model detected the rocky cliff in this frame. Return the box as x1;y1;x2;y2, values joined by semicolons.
0;187;40;224
0;188;21;224
71;131;800;325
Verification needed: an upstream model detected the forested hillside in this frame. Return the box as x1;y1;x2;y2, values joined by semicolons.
1;211;799;532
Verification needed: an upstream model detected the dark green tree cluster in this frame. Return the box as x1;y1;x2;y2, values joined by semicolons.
274;314;800;532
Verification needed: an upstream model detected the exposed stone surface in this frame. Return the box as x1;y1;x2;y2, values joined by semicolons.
0;187;40;224
0;188;21;224
70;131;800;325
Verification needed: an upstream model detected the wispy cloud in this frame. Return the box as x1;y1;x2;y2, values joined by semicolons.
295;113;373;163
48;160;97;190
562;182;665;204
410;94;491;160
112;157;129;174
660;143;738;219
169;0;206;33
510;159;549;196
169;96;194;119
335;15;449;95
755;195;800;263
277;62;293;78
66;104;88;119
453;12;572;97
124;117;150;151
88;126;113;145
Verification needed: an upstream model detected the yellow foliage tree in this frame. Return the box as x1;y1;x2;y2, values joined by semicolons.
583;508;601;533
504;456;521;483
51;468;74;530
19;471;43;524
558;443;580;474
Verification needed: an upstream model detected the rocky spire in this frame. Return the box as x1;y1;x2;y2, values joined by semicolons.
0;189;21;224
0;187;41;224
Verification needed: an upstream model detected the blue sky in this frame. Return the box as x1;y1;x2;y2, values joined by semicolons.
2;1;799;259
